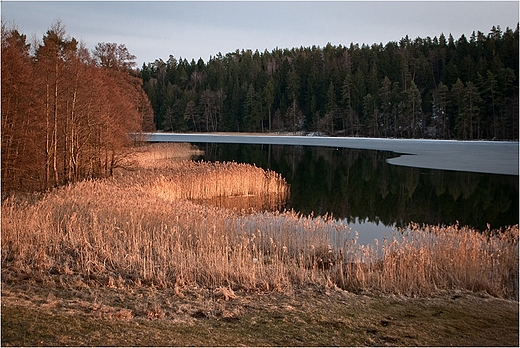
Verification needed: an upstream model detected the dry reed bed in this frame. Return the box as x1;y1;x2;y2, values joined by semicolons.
124;143;205;169
118;143;289;205
148;160;289;202
2;179;518;299
2;155;518;299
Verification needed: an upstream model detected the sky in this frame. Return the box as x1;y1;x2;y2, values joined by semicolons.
2;1;519;66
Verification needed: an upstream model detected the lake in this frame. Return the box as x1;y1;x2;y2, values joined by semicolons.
144;134;519;244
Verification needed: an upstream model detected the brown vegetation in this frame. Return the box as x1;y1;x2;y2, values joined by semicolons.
1;22;154;193
2;144;518;300
125;143;205;168
2;281;518;346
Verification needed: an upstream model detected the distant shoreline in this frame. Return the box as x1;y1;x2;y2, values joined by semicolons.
139;133;519;176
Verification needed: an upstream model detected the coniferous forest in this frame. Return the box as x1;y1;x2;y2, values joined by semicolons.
2;23;519;192
142;25;519;140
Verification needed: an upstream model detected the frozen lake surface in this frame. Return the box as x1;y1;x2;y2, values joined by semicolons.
143;133;519;176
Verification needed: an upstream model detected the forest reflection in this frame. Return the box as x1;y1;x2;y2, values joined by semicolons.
197;143;518;231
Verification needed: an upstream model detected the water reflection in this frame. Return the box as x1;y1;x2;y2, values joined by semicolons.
195;193;289;213
196;143;518;233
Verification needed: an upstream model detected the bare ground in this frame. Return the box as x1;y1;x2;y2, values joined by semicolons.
2;280;518;347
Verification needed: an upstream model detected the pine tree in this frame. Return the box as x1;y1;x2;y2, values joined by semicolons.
432;82;450;138
464;81;483;139
264;78;275;131
451;79;466;139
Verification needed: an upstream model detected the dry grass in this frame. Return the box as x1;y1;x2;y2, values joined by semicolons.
2;144;518;300
147;160;289;205
117;142;289;211
2;281;519;346
123;142;204;168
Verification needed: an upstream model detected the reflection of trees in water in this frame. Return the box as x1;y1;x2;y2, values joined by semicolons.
199;143;518;230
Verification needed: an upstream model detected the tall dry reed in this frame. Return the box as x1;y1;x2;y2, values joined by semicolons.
148;160;289;203
2;144;518;299
123;143;204;169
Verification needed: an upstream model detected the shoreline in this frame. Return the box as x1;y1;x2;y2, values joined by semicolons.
139;132;519;176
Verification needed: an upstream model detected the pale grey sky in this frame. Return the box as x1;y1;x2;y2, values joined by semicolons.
2;1;519;66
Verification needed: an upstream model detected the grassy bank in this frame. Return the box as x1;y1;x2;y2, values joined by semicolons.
2;281;519;346
2;143;518;346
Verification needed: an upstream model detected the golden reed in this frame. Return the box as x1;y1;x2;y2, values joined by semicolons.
2;144;518;299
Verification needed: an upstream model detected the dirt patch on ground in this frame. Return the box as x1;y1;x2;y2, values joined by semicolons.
2;281;518;346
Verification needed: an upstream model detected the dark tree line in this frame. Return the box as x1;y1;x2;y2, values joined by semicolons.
2;22;155;192
142;25;518;140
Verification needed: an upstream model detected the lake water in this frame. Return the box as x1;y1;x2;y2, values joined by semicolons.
143;133;518;244
194;142;518;243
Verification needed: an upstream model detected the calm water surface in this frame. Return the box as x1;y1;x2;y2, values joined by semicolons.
195;143;518;243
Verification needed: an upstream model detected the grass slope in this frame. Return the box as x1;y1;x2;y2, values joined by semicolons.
2;282;518;347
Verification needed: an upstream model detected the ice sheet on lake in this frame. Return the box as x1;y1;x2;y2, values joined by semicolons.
142;133;519;176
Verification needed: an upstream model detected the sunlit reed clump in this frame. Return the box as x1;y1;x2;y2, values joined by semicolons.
124;143;205;168
117;143;289;208
148;160;289;204
2;144;518;300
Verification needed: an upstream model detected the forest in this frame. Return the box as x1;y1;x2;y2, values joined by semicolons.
142;24;519;140
1;22;155;192
2;23;518;192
